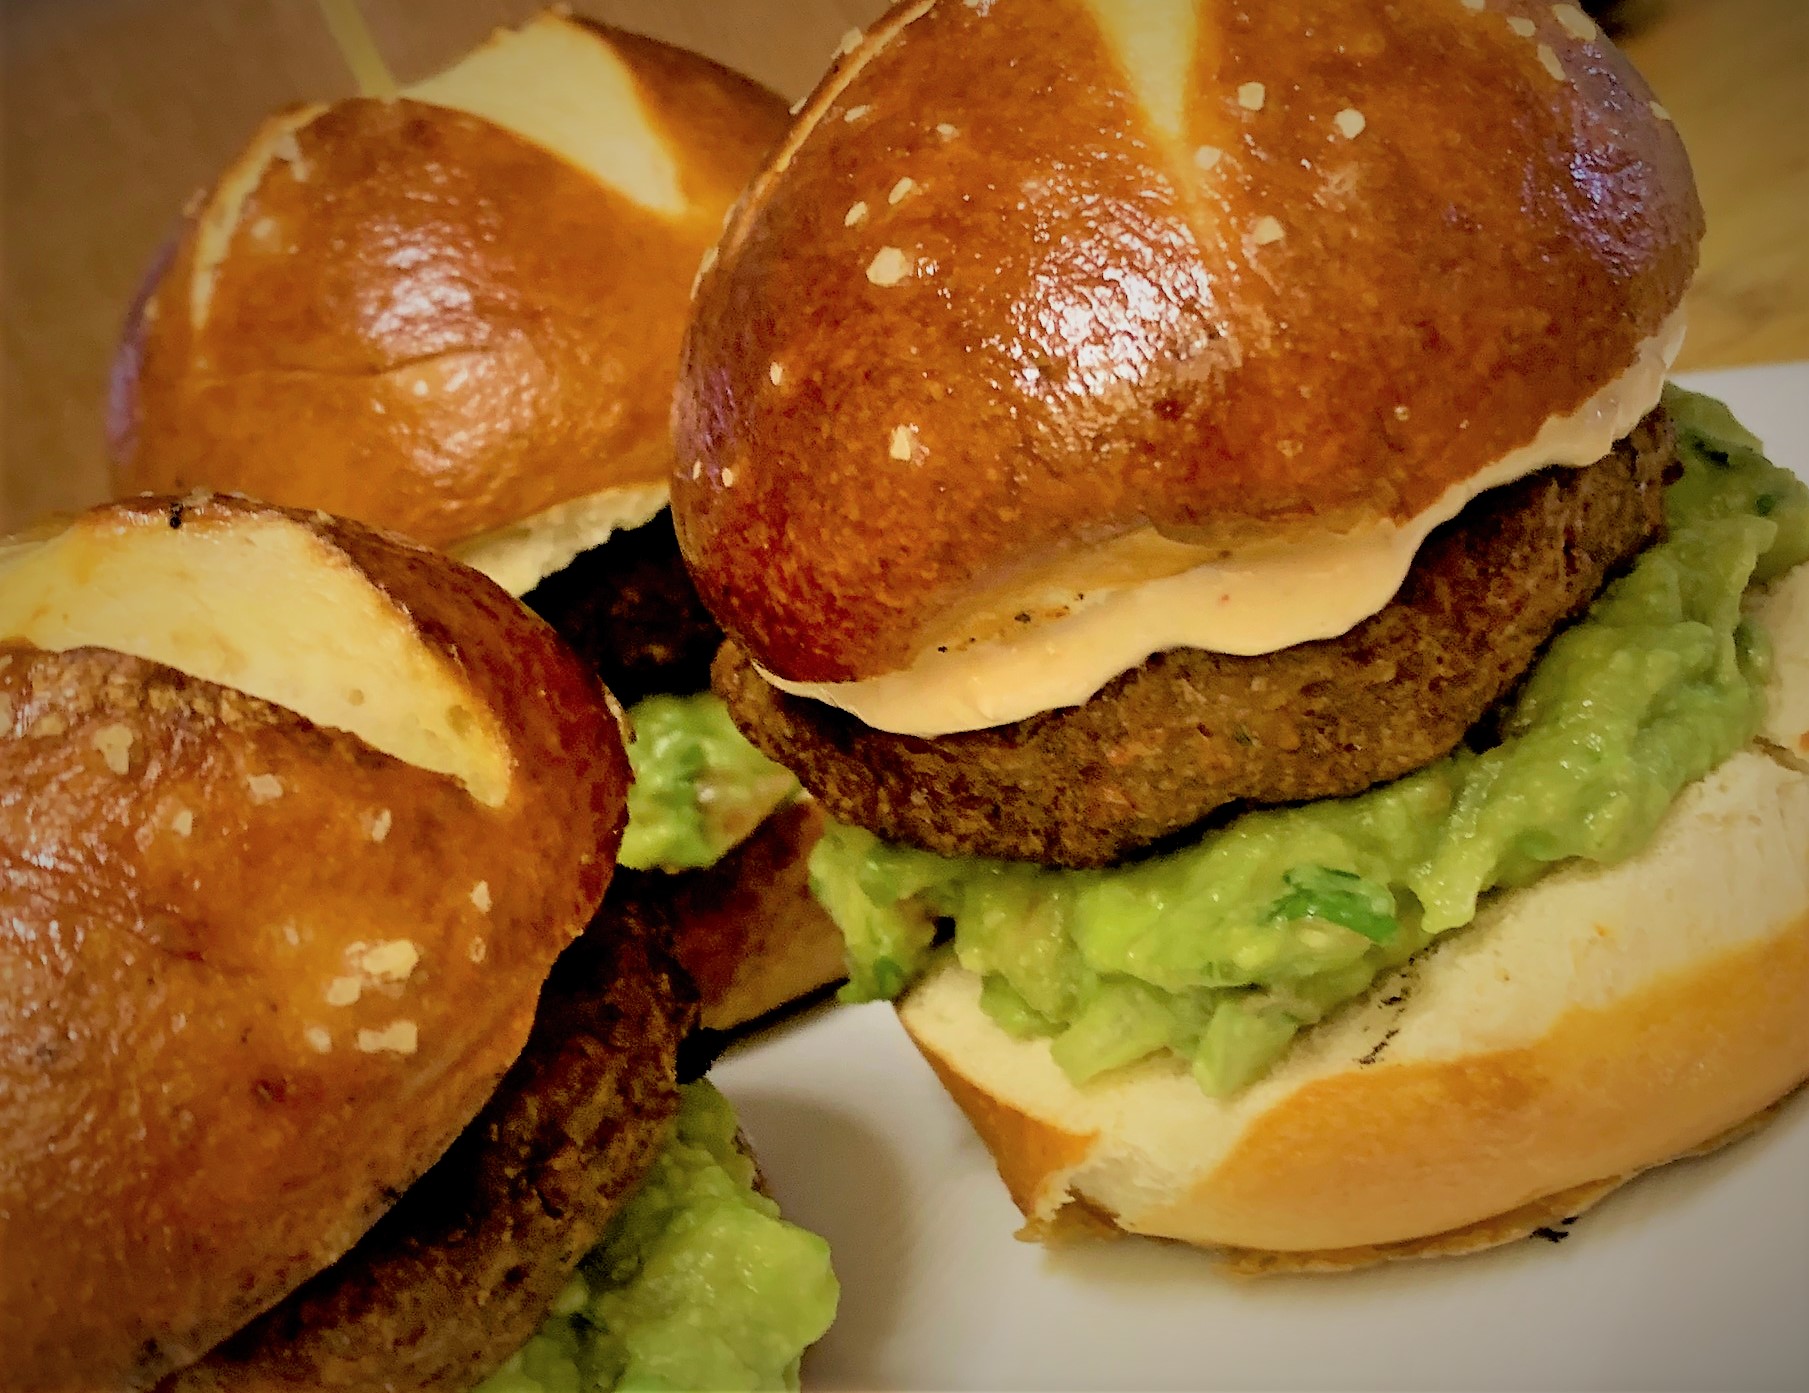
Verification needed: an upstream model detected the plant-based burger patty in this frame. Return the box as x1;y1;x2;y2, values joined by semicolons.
522;512;724;708
717;409;1674;867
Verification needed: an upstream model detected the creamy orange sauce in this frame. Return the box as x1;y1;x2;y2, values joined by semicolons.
765;311;1686;735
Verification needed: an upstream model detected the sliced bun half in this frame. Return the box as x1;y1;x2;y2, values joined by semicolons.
652;799;846;1033
901;745;1809;1266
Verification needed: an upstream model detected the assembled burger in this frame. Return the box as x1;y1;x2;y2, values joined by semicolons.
673;0;1809;1265
0;496;836;1391
107;10;844;1032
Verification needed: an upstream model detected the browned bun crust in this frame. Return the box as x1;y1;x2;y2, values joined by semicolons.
160;907;694;1392
716;412;1671;866
110;16;788;550
608;800;846;1032
0;496;630;1391
897;745;1809;1263
674;0;1701;681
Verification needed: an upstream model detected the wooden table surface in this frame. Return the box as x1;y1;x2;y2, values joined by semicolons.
2;0;1803;531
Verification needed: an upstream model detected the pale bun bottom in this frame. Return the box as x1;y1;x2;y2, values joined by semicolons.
899;746;1809;1270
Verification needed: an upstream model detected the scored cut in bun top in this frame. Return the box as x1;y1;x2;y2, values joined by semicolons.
110;14;789;564
673;0;1702;683
0;495;635;1391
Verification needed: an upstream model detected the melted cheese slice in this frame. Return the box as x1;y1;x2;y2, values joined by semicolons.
767;312;1686;736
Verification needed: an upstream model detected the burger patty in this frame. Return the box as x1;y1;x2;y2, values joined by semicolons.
523;509;723;706
717;407;1676;869
161;909;695;1392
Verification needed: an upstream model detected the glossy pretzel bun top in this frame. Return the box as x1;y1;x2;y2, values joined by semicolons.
0;495;634;1391
673;0;1702;683
109;13;788;581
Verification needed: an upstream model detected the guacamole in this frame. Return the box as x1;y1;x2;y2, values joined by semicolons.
477;1082;838;1393
814;387;1809;1095
618;694;799;872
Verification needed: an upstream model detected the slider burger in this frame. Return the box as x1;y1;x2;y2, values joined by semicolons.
106;10;843;1031
0;496;836;1391
673;0;1809;1265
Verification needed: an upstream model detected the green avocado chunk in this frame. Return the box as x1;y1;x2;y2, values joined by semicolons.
618;694;799;872
812;386;1809;1096
476;1082;839;1393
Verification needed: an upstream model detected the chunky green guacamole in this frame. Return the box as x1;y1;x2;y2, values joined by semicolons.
477;1082;838;1393
618;695;799;872
815;387;1809;1096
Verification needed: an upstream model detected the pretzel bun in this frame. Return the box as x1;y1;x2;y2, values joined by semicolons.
673;0;1702;681
895;563;1809;1264
109;12;788;595
0;494;630;1390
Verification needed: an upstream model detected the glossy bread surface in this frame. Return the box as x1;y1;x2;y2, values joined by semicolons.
0;496;631;1391
675;0;1700;680
110;18;788;549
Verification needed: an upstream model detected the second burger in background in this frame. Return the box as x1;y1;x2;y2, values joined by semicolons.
107;9;844;1031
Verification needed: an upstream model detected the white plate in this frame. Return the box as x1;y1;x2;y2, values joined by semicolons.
714;362;1809;1393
